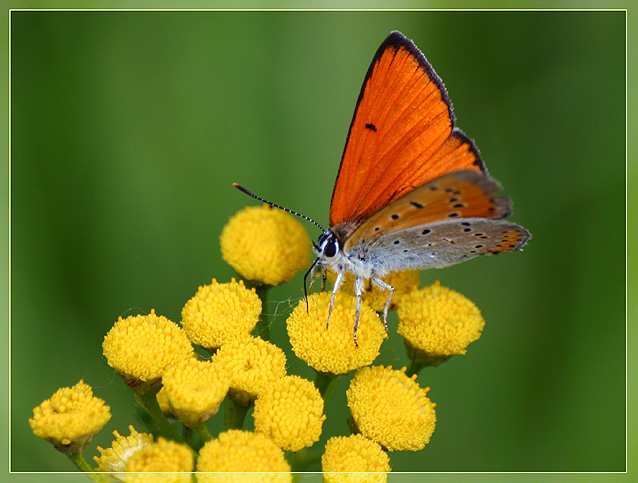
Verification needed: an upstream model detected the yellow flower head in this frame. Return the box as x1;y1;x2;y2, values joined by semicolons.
346;366;436;452
125;437;194;483
326;269;421;312
197;430;291;483
94;425;154;473
286;292;386;374
397;281;485;365
181;278;262;350
211;335;286;406
220;204;311;286
161;359;230;427
322;434;391;483
156;386;171;415
29;380;111;455
253;375;326;452
102;310;194;385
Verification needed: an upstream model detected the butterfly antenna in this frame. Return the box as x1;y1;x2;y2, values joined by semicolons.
233;183;325;232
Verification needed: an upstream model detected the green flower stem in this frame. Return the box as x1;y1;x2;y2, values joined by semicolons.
404;340;451;373
67;452;106;482
193;424;214;442
314;371;340;408
224;397;249;430
288;446;323;472
183;426;194;447
406;359;426;377
255;284;272;341
135;390;183;443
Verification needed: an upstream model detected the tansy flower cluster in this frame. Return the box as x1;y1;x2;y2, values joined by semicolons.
30;203;489;479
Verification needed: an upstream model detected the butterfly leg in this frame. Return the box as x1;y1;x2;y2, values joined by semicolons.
372;275;394;336
327;270;345;329
352;275;365;346
321;266;327;292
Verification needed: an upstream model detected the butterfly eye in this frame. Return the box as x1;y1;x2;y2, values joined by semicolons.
318;231;340;258
324;239;338;258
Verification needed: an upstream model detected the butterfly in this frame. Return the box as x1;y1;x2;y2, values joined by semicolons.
235;31;530;344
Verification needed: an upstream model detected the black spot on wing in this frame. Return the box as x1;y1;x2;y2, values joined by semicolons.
365;123;377;132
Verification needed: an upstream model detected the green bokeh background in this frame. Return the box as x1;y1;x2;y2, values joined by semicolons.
9;7;629;481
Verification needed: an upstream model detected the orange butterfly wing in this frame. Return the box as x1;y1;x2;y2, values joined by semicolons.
329;31;485;227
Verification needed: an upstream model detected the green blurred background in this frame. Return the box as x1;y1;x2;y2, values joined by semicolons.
10;8;627;478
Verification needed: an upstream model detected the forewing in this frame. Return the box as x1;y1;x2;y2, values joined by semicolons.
329;31;485;227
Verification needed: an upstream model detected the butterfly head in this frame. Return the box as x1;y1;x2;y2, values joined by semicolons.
316;230;340;259
314;222;377;282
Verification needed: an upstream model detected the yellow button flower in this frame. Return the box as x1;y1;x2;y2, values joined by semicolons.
161;358;230;427
326;269;421;312
156;386;171;415
322;434;391;483
253;375;326;452
346;366;436;451
220;205;311;286
181;278;262;350
197;429;291;483
286;292;386;374
397;281;485;365
211;335;286;406
29;380;111;455
94;425;154;473
125;437;193;483
102;310;194;385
